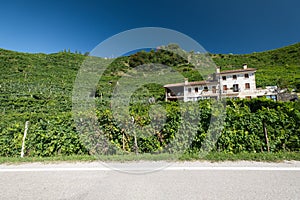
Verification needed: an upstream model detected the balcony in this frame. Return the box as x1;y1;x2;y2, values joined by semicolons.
166;96;184;101
166;92;184;101
186;90;218;99
222;88;240;94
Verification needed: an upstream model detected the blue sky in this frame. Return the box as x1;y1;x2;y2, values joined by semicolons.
0;0;299;54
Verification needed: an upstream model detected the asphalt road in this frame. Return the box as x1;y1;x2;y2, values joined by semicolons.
1;161;300;200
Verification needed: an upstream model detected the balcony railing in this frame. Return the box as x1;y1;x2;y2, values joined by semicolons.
222;88;240;93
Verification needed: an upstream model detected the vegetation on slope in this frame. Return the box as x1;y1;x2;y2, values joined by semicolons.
0;43;299;157
212;43;300;89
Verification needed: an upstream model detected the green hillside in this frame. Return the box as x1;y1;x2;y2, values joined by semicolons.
0;49;84;113
212;43;300;88
0;43;299;157
1;42;299;107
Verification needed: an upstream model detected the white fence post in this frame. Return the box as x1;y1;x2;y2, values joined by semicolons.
21;121;29;158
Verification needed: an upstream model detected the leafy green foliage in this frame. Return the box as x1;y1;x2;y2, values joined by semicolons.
0;43;299;157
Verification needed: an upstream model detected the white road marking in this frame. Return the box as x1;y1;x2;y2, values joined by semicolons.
1;166;300;172
166;167;300;171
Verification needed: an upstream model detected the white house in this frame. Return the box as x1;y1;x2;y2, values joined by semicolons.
217;64;257;99
164;64;278;102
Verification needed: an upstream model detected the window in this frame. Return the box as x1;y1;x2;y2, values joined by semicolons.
188;88;191;93
195;87;198;93
212;86;216;93
246;96;252;99
244;73;249;78
203;86;208;92
233;84;239;92
245;83;250;89
223;85;228;90
233;75;237;80
222;76;226;80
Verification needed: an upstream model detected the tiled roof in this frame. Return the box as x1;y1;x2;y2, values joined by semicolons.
218;68;256;74
164;80;217;88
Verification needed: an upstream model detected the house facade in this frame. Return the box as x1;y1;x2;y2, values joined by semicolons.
164;64;278;102
218;64;257;99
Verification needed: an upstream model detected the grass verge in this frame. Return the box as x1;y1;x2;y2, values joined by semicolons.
0;152;299;164
180;152;300;162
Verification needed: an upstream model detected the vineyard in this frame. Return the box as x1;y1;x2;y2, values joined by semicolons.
0;43;299;157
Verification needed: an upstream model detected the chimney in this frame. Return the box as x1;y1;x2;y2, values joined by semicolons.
243;64;248;69
184;78;188;85
216;67;220;73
